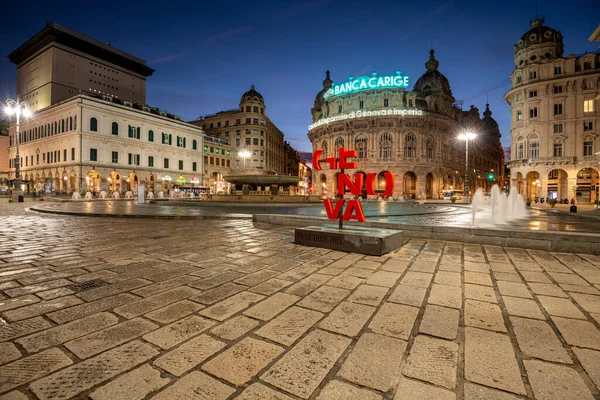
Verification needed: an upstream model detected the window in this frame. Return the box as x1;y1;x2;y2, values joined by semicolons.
164;158;169;169
584;100;594;113
128;153;132;165
112;151;118;163
111;122;118;135
217;122;221;127
359;100;364;109
517;110;523;121
148;130;154;142
554;104;563;115
553;124;563;134
584;62;592;70
585;81;594;90
176;136;186;148
529;135;539;158
517;76;522;83
584;141;593;156
235;119;240;125
517;136;524;159
63;149;67;161
245;138;251;145
193;140;197;150
71;148;75;160
236;139;240;146
178;160;183;170
245;118;251;124
90;148;97;161
384;99;389;107
192;162;197;171
426;135;434;159
404;133;416;158
253;138;259;146
148;156;154;167
128;125;140;139
554;66;562;75
529;71;537;79
338;105;342;113
529;90;537;97
529;107;538;118
553;85;563;94
553;142;563;157
90;117;97;132
584;121;594;131
334;136;344;155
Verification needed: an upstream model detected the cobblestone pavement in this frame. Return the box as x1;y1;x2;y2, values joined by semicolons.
1;203;600;400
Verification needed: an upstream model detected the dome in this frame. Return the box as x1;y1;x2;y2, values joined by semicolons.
240;85;264;104
482;104;501;140
414;49;452;97
514;18;563;57
313;70;332;111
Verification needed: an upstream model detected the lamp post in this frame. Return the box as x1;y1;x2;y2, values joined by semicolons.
458;132;476;202
238;150;251;169
5;99;32;203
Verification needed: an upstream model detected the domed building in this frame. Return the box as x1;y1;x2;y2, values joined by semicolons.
505;18;600;203
308;50;505;199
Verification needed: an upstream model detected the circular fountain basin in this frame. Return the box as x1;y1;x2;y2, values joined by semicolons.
224;175;302;186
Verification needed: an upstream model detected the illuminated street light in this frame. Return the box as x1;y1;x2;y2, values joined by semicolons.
458;132;476;201
238;150;251;169
4;99;32;203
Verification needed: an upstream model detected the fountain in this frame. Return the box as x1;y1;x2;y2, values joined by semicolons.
112;192;120;199
125;191;133;199
84;192;93;200
147;192;154;199
99;191;107;199
158;191;164;199
471;184;528;226
72;192;81;200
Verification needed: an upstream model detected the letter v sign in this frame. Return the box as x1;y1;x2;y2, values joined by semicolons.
323;199;345;219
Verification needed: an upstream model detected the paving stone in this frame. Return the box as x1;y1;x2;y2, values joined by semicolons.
0;316;53;341
46;293;138;324
285;274;331;296
151;371;235;400
37;287;75;300
548;272;589;286
347;284;388;306
4;279;72;298
497;281;532;299
388;284;427;307
255;306;323;346
524;359;594;400
394;377;455;400
153;334;226;376
199;291;264;321
263;329;351;399
237;382;296;400
130;275;194;297
434;271;461;287
572;347;600;391
381;259;409;273
235;269;279;286
552;317;600;350
365;271;402;288
0;294;41;313
403;335;458;389
248;278;293;295
465;299;506;332
570;292;600;314
1;295;83;322
502;296;545;320
144;300;204;324
369;302;419;340
493;272;522;282
190;282;247;305
325;275;363;290
278;265;319;282
17;312;119;353
400;271;433;288
316;381;383;400
343;267;375;278
77;278;151;301
65;317;158;358
203;337;284;386
337;332;406;392
144;315;215;350
419;305;459;339
560;284;600;295
464;271;493;286
463;382;523;400
319;302;376;337
243;292;300;321
0;347;73;393
0;342;21;365
189;270;245;290
88;364;170;400
0;391;29;400
528;282;568;298
113;286;199;318
464;261;489;272
537;295;586;319
464;327;526;395
354;260;381;270
438;262;461;272
511;317;572;363
520;271;552;283
428;283;462;309
464;283;497;303
297;286;349;313
210;315;260;341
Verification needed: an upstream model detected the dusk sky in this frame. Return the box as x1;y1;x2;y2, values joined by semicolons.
0;0;598;153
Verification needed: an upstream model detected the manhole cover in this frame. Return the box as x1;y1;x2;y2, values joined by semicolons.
67;279;108;292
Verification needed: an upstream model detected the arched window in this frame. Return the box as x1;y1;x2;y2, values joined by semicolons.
90;117;98;132
426;135;434;159
355;135;368;159
404;133;417;158
379;133;393;159
111;122;119;135
334;137;344;155
516;136;524;159
528;133;539;159
193;139;197;150
321;140;327;160
148;130;154;142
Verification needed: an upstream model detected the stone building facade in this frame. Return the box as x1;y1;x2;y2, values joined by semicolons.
308;52;505;199
6;95;205;195
202;135;232;193
505;19;600;203
190;86;286;174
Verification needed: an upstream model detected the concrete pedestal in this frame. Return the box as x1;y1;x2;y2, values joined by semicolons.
294;225;403;256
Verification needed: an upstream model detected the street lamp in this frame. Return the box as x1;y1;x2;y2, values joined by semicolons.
238;150;251;169
5;99;32;203
458;131;476;201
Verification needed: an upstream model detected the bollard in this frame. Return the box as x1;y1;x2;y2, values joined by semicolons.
570;205;577;213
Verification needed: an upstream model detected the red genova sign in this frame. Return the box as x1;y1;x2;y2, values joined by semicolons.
312;147;395;223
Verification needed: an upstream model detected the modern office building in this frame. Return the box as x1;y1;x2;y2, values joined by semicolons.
308;52;505;199
505;18;600;202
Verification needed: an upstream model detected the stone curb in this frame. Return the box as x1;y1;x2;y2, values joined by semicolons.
30;206;252;220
